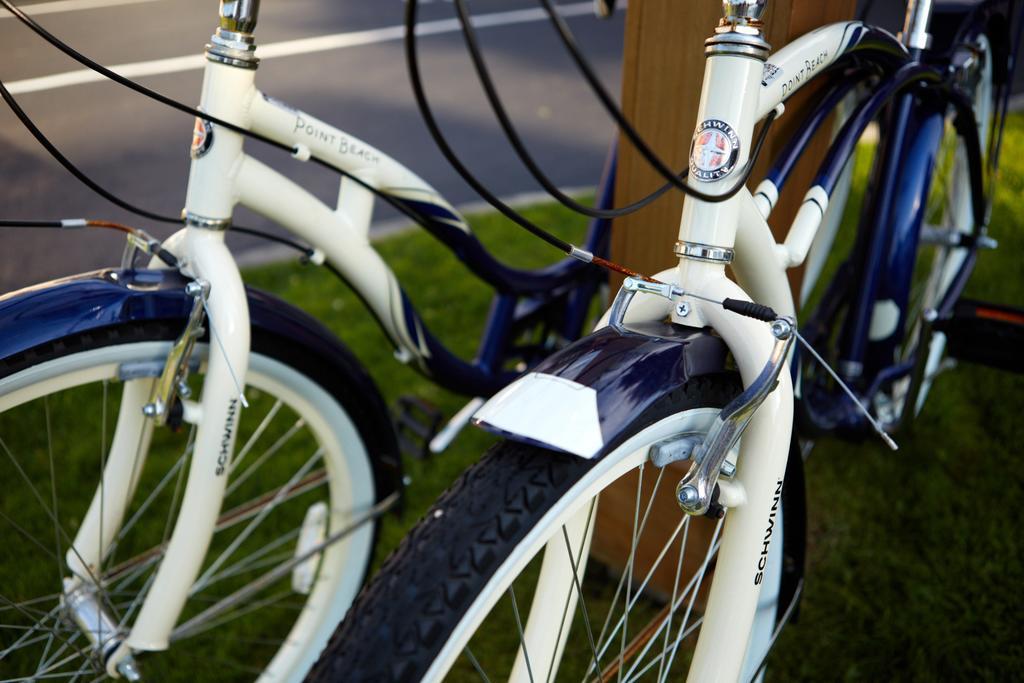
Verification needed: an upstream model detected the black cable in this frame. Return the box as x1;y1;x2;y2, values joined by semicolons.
411;0;776;226
0;0;484;245
230;225;315;258
0;218;64;227
451;0;676;219
0;72;333;260
0;0;286;151
2;0;756;274
0;77;180;224
405;0;574;254
857;0;877;22
535;0;776;202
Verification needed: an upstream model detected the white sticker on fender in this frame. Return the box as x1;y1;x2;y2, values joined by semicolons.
472;372;603;458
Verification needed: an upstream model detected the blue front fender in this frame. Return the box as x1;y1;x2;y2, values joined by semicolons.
0;269;345;366
473;320;730;459
0;268;403;500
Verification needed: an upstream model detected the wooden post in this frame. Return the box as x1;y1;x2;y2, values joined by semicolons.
592;0;855;596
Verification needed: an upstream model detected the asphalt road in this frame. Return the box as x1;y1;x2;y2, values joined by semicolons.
0;1;1009;291
0;0;627;290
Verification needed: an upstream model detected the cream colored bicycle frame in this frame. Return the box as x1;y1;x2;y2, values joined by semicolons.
63;16;870;675
598;22;872;681
61;53;465;657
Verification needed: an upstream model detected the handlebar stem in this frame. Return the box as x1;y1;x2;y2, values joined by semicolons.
220;0;261;34
208;0;261;69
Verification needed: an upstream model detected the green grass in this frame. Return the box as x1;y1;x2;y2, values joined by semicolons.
764;118;1024;680
245;115;1024;679
2;112;1022;680
242;198;596;555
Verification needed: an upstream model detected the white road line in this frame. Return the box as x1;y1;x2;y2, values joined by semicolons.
0;0;159;20
6;1;599;95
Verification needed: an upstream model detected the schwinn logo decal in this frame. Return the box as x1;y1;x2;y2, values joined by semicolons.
689;119;740;182
215;398;239;476
190;115;213;159
754;479;784;586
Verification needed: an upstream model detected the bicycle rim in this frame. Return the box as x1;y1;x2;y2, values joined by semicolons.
426;409;782;682
0;339;376;681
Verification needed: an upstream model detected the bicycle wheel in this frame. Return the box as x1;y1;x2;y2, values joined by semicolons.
0;319;396;681
804;32;997;428
894;32;996;418
311;373;797;682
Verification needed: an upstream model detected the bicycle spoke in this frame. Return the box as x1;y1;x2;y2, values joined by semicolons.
35;633;86;680
623;616;704;683
35;631;56;676
593;515;688;666
43;397;65;593
171;490;399;642
545;500;596;683
227;399;283;476
593;467;665;655
162;425;196;545
0;593;62;618
657;517;689;682
599;604;669;682
192;448;323;594
214;468;328;532
196;531;300;591
0;509;62;564
464;646;493;683
561;525;601;679
0;597;94;680
170;589;298;643
102;467;326;596
1;654;95;682
609;523;722;683
108;444;192;557
62;657;97;683
654;518;724;681
0;435;116;611
0;602;62;658
115;568;158;633
508;586;535;682
226;417;305;497
618;463;645;683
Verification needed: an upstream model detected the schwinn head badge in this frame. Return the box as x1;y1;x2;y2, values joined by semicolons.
689;119;741;182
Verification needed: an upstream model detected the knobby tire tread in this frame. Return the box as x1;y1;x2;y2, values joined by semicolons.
308;375;741;683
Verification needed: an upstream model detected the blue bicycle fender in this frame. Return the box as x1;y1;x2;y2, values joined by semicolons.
473;320;730;459
0;268;403;500
0;269;338;364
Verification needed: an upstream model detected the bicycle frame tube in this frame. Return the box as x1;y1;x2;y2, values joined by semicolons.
112;35;610;649
652;18;910;680
124;59;253;653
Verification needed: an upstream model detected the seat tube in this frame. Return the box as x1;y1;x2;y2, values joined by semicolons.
123;10;259;654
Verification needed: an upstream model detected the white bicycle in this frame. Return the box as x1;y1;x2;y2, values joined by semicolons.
0;0;614;680
308;0;1019;680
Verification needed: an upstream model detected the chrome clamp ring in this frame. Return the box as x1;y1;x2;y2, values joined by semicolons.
674;240;735;264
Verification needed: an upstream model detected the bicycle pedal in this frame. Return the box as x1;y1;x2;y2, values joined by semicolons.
394;395;444;460
934;299;1024;374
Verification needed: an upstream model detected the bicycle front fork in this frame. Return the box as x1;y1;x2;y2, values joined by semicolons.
64;227;252;675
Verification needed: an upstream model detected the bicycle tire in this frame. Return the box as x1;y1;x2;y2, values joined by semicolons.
898;31;997;418
310;373;799;682
803;32;998;428
0;318;398;681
